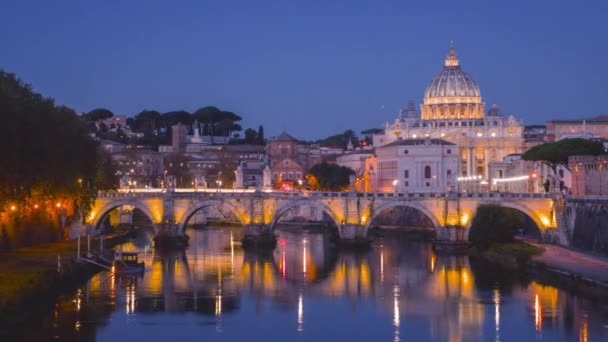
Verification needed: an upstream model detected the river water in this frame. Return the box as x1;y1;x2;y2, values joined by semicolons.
18;227;608;341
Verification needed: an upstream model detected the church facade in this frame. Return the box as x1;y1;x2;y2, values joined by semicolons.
372;44;526;182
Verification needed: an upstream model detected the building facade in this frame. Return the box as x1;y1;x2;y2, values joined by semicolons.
372;43;526;180
569;155;608;196
371;138;459;192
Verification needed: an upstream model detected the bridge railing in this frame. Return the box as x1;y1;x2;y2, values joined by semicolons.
98;189;553;200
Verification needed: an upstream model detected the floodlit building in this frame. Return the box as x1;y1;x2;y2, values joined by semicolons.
372;43;526;181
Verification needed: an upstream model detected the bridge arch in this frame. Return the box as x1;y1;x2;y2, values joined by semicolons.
270;200;342;231
91;199;157;231
178;199;249;234
471;202;548;233
366;201;442;232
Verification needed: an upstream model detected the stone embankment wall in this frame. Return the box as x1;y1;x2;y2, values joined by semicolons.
565;198;608;256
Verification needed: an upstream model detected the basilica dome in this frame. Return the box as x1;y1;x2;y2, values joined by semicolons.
420;43;485;120
423;43;481;104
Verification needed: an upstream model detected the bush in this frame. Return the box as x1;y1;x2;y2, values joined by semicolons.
469;205;523;250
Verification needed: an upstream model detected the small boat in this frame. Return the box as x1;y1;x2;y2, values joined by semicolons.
113;251;145;274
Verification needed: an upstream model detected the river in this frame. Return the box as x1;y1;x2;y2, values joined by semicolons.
16;226;608;341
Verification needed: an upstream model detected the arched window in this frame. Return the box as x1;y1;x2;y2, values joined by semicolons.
424;165;431;179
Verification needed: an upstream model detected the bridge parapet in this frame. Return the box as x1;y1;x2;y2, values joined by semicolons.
90;189;559;247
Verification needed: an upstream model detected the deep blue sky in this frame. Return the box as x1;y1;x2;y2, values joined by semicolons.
1;0;607;139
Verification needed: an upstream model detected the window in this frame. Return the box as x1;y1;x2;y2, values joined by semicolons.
284;160;290;167
424;165;431;179
447;149;451;154
404;169;409;178
287;172;294;180
559;170;564;178
273;172;278;180
426;182;430;187
280;145;289;155
296;172;302;179
447;169;452;176
403;149;409;154
404;181;409;187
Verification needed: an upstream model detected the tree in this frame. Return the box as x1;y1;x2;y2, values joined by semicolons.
306;161;355;191
522;138;605;175
468;205;523;250
160;110;192;128
361;128;383;135
193;107;242;144
0;70;117;245
257;125;265;144
83;108;114;121
132;109;161;135
316;129;358;149
244;128;258;144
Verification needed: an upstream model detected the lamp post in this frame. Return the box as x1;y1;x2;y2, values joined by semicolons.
392;179;398;193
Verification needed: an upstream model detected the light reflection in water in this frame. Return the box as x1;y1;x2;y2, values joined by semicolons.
21;226;608;342
535;294;542;333
493;288;500;342
393;285;400;342
297;292;304;332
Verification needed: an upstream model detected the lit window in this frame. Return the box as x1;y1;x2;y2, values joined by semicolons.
476;132;483;137
491;132;496;137
412;134;417;138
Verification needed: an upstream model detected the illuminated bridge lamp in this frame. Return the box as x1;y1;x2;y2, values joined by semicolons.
460;213;469;226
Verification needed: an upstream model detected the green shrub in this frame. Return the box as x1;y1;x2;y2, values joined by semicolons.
469;204;523;250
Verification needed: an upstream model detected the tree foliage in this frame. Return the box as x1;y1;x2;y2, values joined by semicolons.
522;138;605;173
316;129;358;149
0;70;117;245
306;161;354;191
83;108;114;121
468;205;523;250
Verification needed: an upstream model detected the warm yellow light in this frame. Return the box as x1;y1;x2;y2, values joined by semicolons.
491;132;496;137
540;216;550;227
34;204;39;209
361;215;367;224
10;205;16;211
460;213;469;226
56;203;61;208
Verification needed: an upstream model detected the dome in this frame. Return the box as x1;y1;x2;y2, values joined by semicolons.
487;104;502;117
423;43;481;103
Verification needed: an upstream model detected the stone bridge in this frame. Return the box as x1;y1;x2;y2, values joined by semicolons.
83;189;564;245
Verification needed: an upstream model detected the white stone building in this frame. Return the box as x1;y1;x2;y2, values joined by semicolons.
372;138;459;193
372;43;526;180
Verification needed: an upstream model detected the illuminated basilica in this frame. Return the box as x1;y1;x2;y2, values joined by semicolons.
372;43;525;180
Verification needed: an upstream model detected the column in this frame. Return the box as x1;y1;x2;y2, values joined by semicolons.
467;147;475;176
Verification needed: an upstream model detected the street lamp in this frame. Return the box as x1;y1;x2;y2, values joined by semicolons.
392;179;398;192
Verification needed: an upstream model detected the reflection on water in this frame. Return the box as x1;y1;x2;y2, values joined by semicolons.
20;227;608;341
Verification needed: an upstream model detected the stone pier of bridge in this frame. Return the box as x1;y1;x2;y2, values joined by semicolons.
83;189;563;248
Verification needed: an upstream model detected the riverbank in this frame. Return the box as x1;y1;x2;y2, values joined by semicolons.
0;232;129;335
477;241;608;298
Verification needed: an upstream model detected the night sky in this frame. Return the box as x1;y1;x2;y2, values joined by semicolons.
1;0;607;139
